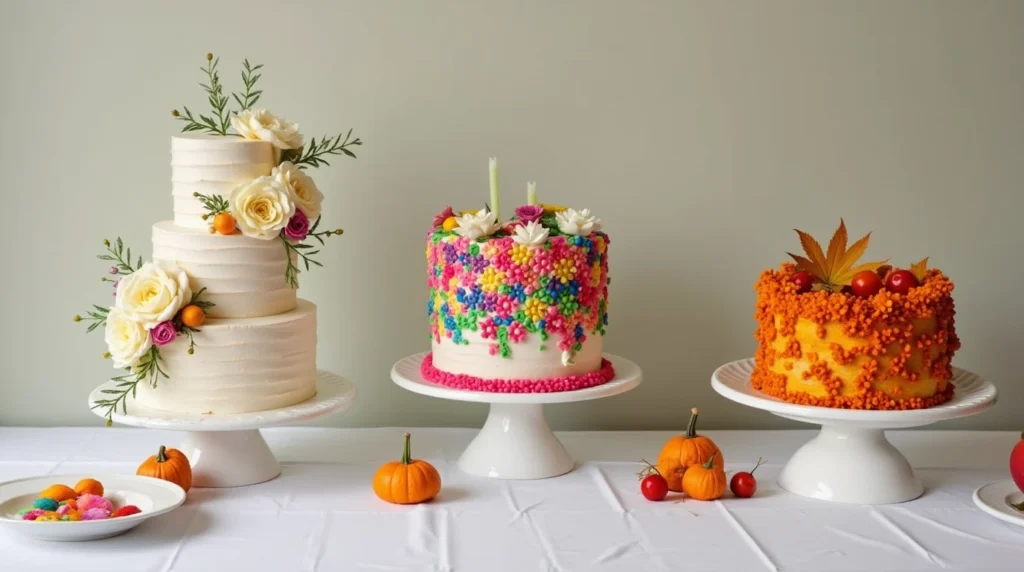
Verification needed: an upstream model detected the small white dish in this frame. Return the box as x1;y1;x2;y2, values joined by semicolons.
973;479;1024;528
0;474;186;541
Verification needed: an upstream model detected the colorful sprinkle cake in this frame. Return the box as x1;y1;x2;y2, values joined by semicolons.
752;220;959;410
423;160;613;392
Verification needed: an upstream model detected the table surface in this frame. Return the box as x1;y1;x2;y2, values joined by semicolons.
1;427;1022;572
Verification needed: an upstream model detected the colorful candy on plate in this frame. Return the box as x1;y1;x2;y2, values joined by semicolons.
17;478;141;522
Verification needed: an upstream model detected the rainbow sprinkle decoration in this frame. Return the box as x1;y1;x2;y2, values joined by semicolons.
426;160;610;366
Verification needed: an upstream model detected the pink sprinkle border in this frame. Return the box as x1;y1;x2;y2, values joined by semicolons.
420;353;616;393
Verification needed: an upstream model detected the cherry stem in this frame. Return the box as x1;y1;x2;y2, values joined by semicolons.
749;457;765;476
637;458;661;479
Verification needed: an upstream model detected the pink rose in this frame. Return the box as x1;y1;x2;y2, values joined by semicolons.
514;205;544;224
150;321;176;347
432;206;454;228
284;209;310;241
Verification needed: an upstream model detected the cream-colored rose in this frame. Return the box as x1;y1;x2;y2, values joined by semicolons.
115;261;192;329
230;176;296;239
231;108;304;150
272;161;323;220
104;307;153;369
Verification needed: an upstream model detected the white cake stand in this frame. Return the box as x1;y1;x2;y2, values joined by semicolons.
391;352;642;480
712;358;996;504
88;371;356;488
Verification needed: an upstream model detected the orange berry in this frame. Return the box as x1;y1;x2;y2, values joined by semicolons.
39;484;77;502
213;213;236;235
180;305;205;328
74;478;104;497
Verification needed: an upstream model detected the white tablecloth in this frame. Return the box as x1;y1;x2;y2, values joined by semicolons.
1;427;1022;571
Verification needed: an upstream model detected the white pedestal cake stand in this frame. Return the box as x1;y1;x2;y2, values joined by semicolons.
88;371;356;488
712;358;996;504
391;352;642;480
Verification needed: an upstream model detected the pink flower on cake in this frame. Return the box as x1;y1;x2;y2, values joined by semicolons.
514;204;544;224
150;321;177;347
432;206;454;228
284;209;310;241
479;317;497;340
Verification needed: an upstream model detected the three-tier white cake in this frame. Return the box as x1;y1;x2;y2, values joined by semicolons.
135;135;318;414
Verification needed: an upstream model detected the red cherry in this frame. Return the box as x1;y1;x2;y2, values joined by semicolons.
729;457;763;498
791;271;815;293
885;269;918;295
641;474;668;501
850;270;883;297
1010;433;1024;495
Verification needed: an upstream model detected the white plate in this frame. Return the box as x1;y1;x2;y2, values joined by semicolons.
974;479;1024;528
0;474;186;541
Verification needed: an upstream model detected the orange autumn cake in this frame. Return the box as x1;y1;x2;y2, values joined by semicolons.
752;220;960;410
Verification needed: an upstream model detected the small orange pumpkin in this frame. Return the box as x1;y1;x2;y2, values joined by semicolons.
656;408;723;491
682;452;727;500
137;445;192;493
373;433;441;504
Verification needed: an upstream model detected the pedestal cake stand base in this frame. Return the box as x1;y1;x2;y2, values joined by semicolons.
712;359;996;504
392;353;642;480
89;371;356;488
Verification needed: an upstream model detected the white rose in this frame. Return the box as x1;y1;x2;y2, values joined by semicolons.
231;108;304;150
555;208;602;236
272;161;323;220
454;208;501;240
115;261;192;330
511;221;549;247
230;176;296;239
104;307;153;369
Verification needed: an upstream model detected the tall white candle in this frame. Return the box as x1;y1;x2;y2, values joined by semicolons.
489;157;500;221
527;182;537;206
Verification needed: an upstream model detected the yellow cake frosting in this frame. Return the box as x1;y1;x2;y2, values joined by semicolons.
752;264;959;410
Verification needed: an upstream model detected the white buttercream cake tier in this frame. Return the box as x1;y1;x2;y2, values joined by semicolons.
170;135;275;230
152;221;297;319
134;300;318;415
431;330;603;380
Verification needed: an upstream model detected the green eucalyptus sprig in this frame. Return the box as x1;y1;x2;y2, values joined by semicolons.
280;130;362;169
282;237;322;289
97;237;142;281
73;306;110;333
232;59;264;111
91;346;167;426
172;53;233;136
193;191;231;218
306;215;344;246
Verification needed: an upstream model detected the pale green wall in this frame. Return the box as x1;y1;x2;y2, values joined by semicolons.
1;0;1021;429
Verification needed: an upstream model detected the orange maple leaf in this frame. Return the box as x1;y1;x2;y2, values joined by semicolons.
787;219;888;292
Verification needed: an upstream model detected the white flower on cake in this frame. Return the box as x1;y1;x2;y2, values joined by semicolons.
230;176;296;239
272;161;323;220
231;108;304;150
104;307;154;369
115;261;192;329
511;221;549;247
555;208;602;236
454;208;500;240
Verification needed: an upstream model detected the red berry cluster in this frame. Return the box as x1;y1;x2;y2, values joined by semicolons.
791;268;920;298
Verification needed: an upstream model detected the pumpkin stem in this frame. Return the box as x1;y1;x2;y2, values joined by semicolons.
156;445;167;463
702;452;718;469
685;408;700;438
401;432;412;465
750;457;765;476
